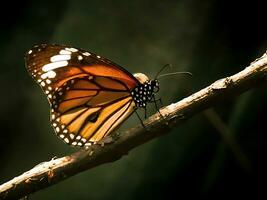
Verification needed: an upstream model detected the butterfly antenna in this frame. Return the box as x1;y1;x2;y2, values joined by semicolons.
157;71;193;78
154;64;172;79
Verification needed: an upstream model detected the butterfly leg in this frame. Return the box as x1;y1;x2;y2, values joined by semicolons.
158;98;163;107
152;96;164;118
134;110;146;128
153;97;163;107
144;107;147;119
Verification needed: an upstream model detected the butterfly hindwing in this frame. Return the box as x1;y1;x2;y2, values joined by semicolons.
25;44;139;146
50;77;135;146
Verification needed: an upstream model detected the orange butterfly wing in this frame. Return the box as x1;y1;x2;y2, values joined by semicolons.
25;44;139;146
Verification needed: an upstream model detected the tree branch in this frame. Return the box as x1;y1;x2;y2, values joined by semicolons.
1;51;267;199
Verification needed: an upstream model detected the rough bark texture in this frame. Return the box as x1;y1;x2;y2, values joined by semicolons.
0;51;267;199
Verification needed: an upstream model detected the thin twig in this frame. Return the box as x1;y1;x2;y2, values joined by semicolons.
204;109;251;171
0;51;267;199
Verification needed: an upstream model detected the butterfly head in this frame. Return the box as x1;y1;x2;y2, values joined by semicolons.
132;73;159;108
150;79;159;93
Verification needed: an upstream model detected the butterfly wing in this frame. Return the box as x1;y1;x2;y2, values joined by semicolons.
25;44;139;146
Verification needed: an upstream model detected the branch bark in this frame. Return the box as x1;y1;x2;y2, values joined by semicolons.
1;51;267;199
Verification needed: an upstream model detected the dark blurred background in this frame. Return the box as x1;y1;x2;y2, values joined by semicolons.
0;0;266;199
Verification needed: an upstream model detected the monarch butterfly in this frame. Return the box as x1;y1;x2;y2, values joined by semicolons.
25;44;161;147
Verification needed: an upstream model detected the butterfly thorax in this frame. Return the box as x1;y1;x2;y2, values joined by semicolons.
131;79;159;108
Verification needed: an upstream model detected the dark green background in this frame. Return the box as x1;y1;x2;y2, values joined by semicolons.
1;0;266;199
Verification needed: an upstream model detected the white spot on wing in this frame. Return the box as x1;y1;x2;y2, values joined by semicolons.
82;52;91;56
65;47;78;52
42;61;68;72
70;134;75;139
64;138;70;143
28;50;33;54
78;55;83;60
41;71;56;79
59;50;71;55
81;138;86;143
50;55;71;62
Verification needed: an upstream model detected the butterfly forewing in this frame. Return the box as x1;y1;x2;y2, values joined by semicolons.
25;44;139;147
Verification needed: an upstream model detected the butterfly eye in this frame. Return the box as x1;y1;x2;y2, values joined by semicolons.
150;80;159;93
153;86;159;93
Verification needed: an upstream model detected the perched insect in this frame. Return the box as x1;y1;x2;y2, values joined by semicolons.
25;44;163;147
